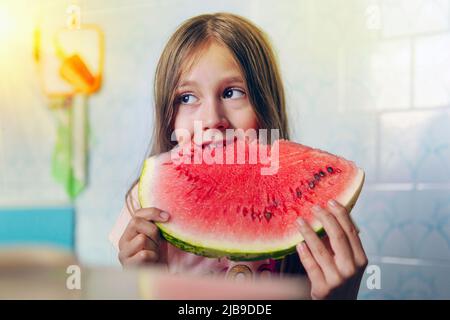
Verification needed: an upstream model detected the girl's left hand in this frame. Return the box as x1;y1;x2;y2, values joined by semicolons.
296;199;368;300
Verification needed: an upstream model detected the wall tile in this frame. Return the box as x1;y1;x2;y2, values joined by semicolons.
369;39;411;110
379;110;450;183
355;189;450;261
414;33;450;108
359;260;450;299
381;0;449;37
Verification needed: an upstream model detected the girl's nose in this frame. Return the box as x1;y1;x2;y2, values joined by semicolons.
200;101;230;131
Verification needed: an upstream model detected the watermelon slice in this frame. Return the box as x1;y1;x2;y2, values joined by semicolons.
138;138;364;261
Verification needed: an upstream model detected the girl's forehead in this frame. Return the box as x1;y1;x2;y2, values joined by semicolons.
179;41;243;81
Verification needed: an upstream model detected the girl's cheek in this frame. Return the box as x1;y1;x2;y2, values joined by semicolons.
226;106;259;131
174;110;195;144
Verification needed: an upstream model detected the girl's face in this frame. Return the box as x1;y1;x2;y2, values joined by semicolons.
174;41;258;146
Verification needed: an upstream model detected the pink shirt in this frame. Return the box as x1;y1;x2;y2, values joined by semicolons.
109;184;280;280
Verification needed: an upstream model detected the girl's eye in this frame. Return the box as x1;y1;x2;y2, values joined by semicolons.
223;88;245;99
179;94;198;105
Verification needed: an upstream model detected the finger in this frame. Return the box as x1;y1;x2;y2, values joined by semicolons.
312;205;355;278
119;217;162;248
296;216;341;285
119;233;158;263
327;200;368;268
296;242;326;285
135;207;170;223
297;242;332;300
124;250;159;266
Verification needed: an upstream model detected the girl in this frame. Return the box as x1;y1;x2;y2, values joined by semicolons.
109;12;367;300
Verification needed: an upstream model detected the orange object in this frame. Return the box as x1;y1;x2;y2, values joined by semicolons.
35;23;104;98
59;53;99;94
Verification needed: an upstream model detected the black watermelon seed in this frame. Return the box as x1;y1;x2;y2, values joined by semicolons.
309;181;315;189
319;170;325;177
327;166;334;173
264;211;272;222
289;187;294;195
295;187;302;198
314;173;320;181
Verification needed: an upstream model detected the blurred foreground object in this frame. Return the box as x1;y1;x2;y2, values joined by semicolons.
0;246;76;268
0;251;310;299
0;246;79;299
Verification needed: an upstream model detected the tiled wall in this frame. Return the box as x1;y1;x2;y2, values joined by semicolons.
286;0;450;299
0;0;449;298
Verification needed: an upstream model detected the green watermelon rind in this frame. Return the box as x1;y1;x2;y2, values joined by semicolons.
138;152;365;261
158;225;327;261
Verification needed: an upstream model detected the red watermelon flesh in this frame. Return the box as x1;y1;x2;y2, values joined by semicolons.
138;138;365;261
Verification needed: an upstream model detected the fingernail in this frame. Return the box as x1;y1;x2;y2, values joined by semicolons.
296;217;306;227
311;205;322;212
160;212;169;220
328;199;337;207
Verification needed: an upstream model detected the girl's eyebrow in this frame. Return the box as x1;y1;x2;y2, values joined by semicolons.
177;75;244;88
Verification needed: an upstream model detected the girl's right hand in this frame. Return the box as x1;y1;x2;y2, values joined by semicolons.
118;207;170;267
